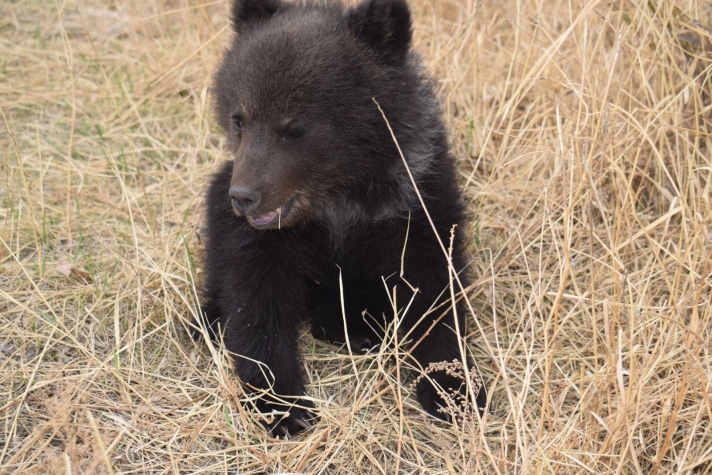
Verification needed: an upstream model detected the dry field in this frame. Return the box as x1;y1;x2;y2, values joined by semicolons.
2;0;711;473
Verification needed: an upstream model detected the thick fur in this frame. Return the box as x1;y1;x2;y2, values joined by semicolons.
199;0;487;437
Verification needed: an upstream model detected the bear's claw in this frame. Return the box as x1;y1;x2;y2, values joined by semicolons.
261;404;317;439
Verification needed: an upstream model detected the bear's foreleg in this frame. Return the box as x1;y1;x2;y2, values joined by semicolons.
400;238;487;421
216;245;316;438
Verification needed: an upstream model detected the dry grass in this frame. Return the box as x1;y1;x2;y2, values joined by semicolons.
2;0;711;473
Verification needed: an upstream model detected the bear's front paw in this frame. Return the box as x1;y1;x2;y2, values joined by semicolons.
414;360;487;423
258;400;318;439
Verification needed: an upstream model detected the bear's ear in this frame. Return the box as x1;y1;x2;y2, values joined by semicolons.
346;0;412;66
231;0;282;32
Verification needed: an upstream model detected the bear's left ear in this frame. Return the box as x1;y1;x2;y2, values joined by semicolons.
231;0;283;32
346;0;412;66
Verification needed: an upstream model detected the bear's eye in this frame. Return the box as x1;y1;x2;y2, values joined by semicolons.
232;115;244;132
284;127;306;140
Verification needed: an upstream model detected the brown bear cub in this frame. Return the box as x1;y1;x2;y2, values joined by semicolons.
198;0;487;437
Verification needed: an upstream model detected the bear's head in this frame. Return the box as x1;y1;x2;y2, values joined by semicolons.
212;0;433;230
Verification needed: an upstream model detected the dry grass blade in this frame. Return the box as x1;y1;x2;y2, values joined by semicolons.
1;0;711;473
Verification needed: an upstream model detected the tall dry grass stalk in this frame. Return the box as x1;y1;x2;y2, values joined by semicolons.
1;0;711;473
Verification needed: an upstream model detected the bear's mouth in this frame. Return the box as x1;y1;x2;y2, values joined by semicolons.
247;197;295;229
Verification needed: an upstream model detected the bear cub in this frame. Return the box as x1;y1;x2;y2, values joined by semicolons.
199;0;487;437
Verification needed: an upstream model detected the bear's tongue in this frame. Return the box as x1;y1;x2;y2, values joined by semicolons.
251;209;279;226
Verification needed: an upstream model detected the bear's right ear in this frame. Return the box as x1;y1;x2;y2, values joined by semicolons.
231;0;282;32
346;0;412;66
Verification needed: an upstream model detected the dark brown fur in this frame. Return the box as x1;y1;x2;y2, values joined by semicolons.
197;0;487;437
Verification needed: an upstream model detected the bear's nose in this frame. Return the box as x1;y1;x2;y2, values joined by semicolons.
229;186;261;213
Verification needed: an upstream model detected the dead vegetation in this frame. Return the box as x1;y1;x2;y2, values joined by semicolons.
1;0;711;473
